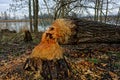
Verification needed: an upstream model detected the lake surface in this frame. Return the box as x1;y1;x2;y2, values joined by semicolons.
0;21;51;32
0;19;119;33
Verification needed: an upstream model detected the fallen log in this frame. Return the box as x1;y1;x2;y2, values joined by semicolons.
66;18;120;44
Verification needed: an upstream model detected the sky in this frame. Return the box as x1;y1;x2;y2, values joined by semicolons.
0;0;51;18
0;0;10;12
0;0;30;18
0;0;120;18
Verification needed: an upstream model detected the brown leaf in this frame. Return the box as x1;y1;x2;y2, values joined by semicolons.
109;71;119;80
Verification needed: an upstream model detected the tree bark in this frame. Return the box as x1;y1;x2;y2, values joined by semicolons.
29;0;33;32
105;0;109;23
94;0;97;21
66;18;120;44
41;58;70;80
24;30;32;42
100;0;103;22
61;0;65;18
33;0;39;33
116;7;120;25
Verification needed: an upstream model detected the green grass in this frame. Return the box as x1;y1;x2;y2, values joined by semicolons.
87;58;99;64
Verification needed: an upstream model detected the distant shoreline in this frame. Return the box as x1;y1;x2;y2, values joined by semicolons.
0;19;52;22
0;20;30;22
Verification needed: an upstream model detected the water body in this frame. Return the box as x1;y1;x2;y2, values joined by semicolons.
0;21;50;32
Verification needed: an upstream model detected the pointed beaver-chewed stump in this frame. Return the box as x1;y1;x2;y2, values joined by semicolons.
41;58;70;80
24;30;33;42
23;19;73;79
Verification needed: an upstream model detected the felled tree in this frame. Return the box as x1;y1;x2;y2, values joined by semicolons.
66;18;120;44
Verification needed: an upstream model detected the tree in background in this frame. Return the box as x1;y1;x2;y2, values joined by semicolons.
100;0;103;22
53;0;77;19
116;7;120;25
9;0;39;32
105;0;109;23
94;0;100;21
33;0;39;32
7;0;120;32
28;0;33;32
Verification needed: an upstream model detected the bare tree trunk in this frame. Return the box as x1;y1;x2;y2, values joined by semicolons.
94;0;97;21
116;7;120;25
94;0;100;21
29;0;33;32
33;0;39;33
96;0;99;21
100;0;103;22
33;0;35;31
105;0;109;23
61;0;65;18
35;0;39;32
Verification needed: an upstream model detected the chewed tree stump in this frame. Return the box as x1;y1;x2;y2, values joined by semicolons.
24;30;33;42
24;57;70;80
23;19;73;80
41;58;70;80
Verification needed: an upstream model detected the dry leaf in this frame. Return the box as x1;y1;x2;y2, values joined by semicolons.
109;71;118;80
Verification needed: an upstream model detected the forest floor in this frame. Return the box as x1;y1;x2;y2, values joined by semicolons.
0;32;120;80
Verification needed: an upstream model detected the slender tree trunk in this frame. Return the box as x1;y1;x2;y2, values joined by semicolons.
105;0;108;23
35;0;39;32
96;0;99;21
33;0;39;32
61;0;65;18
94;0;97;21
100;0;103;22
33;0;35;31
116;7;120;25
29;0;33;32
94;0;100;21
66;0;70;16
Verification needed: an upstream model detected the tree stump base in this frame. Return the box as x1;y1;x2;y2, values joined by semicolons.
41;58;70;80
24;57;70;80
24;30;33;42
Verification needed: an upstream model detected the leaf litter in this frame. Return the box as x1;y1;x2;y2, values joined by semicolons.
0;32;120;80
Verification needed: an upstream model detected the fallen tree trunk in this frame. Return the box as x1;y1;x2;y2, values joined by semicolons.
67;18;120;44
